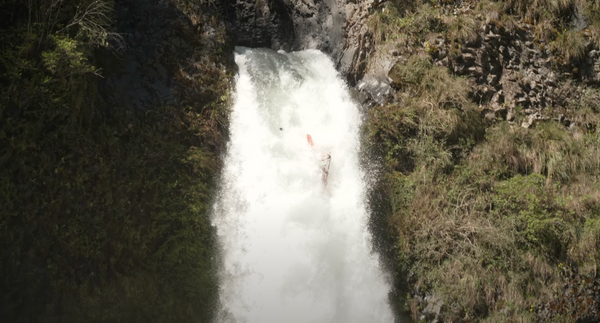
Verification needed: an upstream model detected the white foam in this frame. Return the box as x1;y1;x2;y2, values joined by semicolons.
213;47;394;323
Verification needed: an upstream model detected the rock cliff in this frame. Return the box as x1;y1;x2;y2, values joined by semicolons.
217;0;378;84
359;1;600;322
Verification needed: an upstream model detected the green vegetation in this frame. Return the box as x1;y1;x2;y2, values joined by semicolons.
367;0;600;321
373;0;600;63
370;70;600;321
0;0;231;322
379;56;485;174
369;3;445;51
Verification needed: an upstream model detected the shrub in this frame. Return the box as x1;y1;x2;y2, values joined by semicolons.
372;55;484;174
492;174;567;255
42;35;99;77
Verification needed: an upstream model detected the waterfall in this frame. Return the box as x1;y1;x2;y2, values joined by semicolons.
213;47;394;323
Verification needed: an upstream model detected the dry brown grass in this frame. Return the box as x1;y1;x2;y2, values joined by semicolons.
446;15;480;44
373;111;599;320
372;55;484;175
505;0;576;24
467;120;600;183
475;0;503;22
550;29;587;62
367;2;600;320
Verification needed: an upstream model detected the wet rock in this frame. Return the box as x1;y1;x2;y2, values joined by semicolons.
150;82;171;102
339;0;377;84
226;0;295;51
483;108;497;121
225;0;347;64
420;294;445;323
357;76;393;106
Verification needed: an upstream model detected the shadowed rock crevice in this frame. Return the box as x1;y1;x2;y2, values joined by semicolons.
226;0;296;50
104;0;235;117
222;0;350;69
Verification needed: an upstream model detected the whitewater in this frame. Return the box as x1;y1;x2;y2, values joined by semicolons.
212;47;394;323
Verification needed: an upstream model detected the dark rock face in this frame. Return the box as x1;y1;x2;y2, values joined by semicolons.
536;265;600;323
103;0;176;111
167;0;378;87
223;0;348;68
339;0;378;85
442;23;560;128
375;16;600;129
225;0;295;50
444;20;597;129
99;0;380;112
101;0;234;113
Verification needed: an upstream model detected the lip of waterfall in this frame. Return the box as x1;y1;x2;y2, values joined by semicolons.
213;47;394;323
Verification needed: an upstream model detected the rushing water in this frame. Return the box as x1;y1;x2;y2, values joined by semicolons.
213;47;394;323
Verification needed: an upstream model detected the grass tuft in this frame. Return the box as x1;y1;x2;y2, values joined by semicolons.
550;29;587;62
447;15;479;44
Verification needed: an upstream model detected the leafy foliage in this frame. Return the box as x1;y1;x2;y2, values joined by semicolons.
42;35;99;77
0;1;230;322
